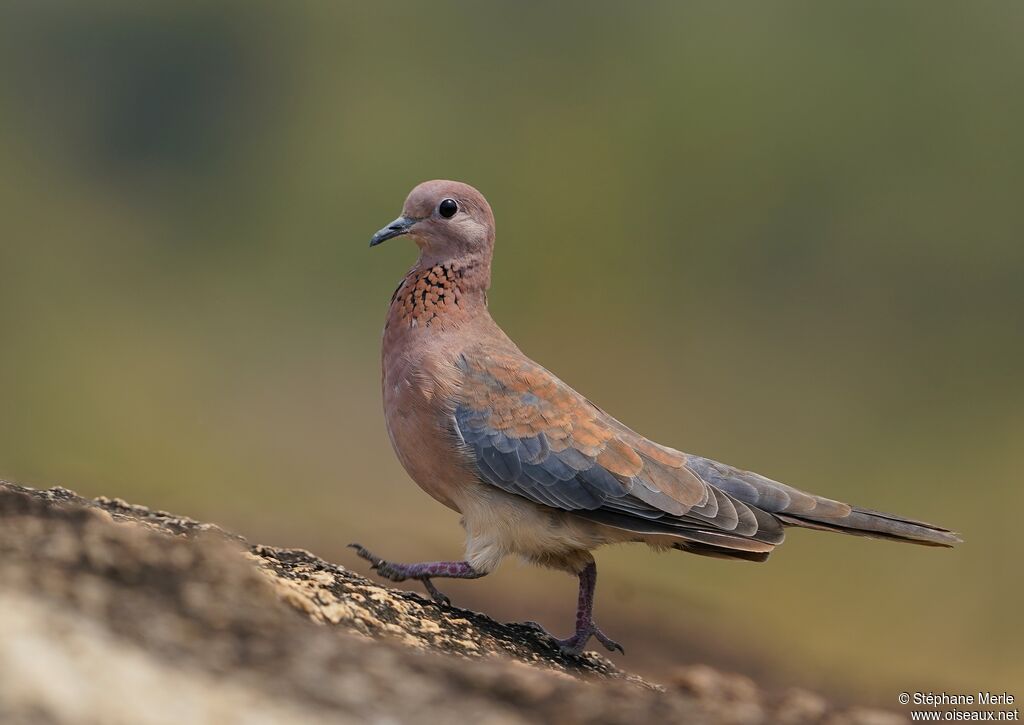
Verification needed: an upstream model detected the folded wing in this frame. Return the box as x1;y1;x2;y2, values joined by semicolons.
453;348;960;557
453;350;785;560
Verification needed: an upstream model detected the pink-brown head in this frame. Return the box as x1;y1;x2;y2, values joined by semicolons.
369;180;495;264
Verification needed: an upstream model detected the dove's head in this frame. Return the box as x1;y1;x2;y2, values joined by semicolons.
369;180;495;265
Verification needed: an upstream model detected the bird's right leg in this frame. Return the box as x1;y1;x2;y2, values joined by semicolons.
525;560;623;656
348;544;485;606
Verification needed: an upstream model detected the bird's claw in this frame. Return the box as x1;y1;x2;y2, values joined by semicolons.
420;577;451;607
592;627;625;655
348;544;453;604
347;543;379;565
521;620;623;656
347;543;407;582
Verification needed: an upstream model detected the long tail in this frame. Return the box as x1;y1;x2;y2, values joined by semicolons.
775;505;961;547
685;455;962;548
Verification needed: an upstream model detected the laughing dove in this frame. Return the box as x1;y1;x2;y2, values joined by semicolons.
351;180;961;656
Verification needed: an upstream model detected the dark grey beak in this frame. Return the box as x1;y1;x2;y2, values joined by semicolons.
369;216;416;247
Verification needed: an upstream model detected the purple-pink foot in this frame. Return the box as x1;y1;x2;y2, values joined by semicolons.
523;620;624;656
347;543;414;582
348;543;481;606
522;560;623;656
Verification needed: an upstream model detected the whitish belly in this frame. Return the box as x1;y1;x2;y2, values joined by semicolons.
454;484;635;573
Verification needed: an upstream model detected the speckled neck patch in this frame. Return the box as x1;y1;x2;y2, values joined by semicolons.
389;262;466;327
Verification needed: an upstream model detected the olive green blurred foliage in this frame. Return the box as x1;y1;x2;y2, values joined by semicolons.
1;0;1021;702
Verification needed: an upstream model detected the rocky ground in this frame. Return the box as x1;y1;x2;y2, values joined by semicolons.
0;481;906;724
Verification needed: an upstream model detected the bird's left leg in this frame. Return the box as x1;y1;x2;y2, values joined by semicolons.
348;544;485;606
527;560;623;656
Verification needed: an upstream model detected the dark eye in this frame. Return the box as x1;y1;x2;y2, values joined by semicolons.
438;198;458;218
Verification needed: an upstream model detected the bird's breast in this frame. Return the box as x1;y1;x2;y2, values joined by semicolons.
381;336;474;513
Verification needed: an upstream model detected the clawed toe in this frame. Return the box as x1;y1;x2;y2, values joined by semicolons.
347;543;406;582
522;621;574;654
552;633;587;657
347;543;380;566
521;620;556;640
593;627;624;654
523;620;622;656
420;577;451;606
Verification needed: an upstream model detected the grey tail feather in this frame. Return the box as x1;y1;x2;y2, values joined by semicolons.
776;506;962;547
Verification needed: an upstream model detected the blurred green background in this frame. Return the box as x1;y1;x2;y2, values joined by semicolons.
2;1;1021;704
